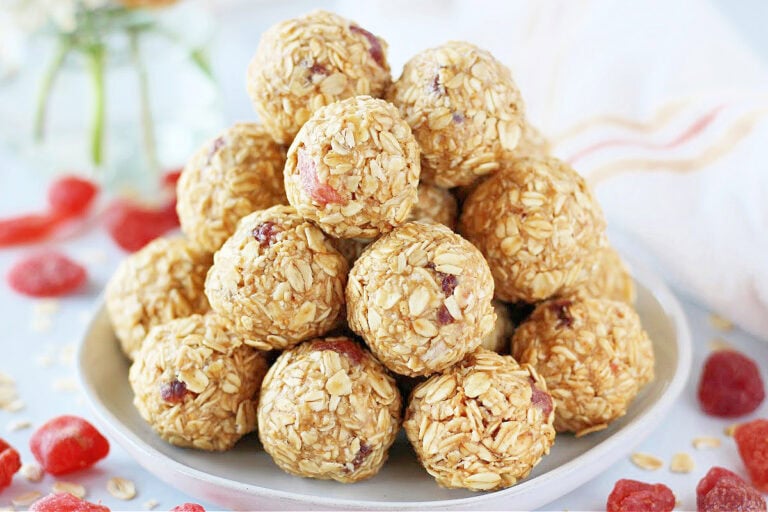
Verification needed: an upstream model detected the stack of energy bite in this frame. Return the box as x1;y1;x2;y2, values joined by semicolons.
105;10;655;492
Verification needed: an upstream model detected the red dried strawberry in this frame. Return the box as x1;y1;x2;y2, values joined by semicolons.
104;198;179;252
697;466;766;512
735;419;768;492
297;148;345;205
30;415;109;475
7;252;87;297
0;438;21;491
606;479;675;512
170;504;206;512
698;350;765;417
0;213;62;247
47;175;99;218
162;168;183;191
30;493;110;512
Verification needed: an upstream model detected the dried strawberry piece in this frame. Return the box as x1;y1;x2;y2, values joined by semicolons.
47;175;99;218
735;419;768;492
529;378;553;418
7;252;87;297
437;304;454;325
297;148;345;206
698;350;765;417
30;493;110;512
313;338;366;365
0;438;21;491
350;442;371;470
349;25;384;67
30;415;109;475
607;479;675;512
697;466;766;512
252;221;280;248
549;299;574;328
160;379;189;404
171;504;206;512
0;213;62;247
104;198;179;252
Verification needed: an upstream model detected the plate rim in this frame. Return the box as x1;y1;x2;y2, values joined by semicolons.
78;255;692;510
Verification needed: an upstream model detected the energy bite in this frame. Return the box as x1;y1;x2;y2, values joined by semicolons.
347;221;496;376
205;205;347;350
332;183;458;266
247;10;391;144
177;123;286;253
459;156;606;303
571;246;635;303
258;337;401;483
129;314;268;451
284;95;420;239
479;300;515;354
512;297;654;436
106;236;211;359
404;349;555;491
410;183;459;230
388;41;525;187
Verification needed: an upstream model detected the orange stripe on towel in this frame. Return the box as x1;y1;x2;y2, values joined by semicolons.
587;108;768;186
568;106;722;164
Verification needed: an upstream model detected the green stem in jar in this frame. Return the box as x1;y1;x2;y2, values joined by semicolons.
85;43;106;167
128;29;159;176
33;37;72;142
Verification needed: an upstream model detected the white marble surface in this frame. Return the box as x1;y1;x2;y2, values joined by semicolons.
1;1;767;511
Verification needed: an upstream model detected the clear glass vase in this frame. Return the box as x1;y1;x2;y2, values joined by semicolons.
0;2;223;196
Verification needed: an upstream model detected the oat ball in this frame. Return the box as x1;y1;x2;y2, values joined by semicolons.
459;156;607;303
106;237;211;360
258;337;401;483
411;183;459;230
247;10;391;144
129;314;268;451
177;123;287;253
347;221;495;377
512;297;655;436
205;205;347;350
480;300;516;354
404;349;555;491
572;246;636;303
284;95;420;239
388;41;525;188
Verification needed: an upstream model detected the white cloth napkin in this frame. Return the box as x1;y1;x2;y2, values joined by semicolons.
327;0;768;340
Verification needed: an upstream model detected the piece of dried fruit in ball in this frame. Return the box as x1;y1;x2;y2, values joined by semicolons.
696;466;766;512
7;252;87;297
0;438;21;491
735;419;768;492
30;415;109;475
606;479;675;512
29;493;111;512
698;350;765;417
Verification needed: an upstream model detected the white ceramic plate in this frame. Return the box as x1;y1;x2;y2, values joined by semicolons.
78;255;691;511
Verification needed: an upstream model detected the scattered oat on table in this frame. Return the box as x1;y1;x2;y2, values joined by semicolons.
6;419;31;432
670;452;694;473
143;499;159;510
52;481;86;499
52;377;79;393
631;452;664;471
107;477;137;500
708;338;733;352
30;299;59;333
692;436;721;449
20;462;44;483
725;424;740;437
11;491;41;507
58;344;77;366
708;313;733;331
